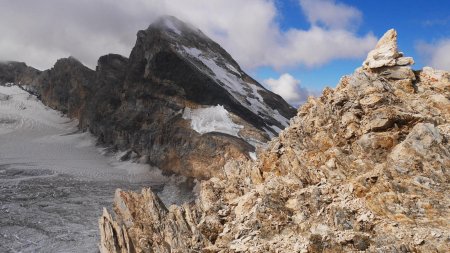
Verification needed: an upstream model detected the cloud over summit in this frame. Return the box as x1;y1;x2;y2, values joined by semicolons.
0;0;376;71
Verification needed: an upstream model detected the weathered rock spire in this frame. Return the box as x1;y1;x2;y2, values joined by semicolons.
363;29;414;70
361;29;416;81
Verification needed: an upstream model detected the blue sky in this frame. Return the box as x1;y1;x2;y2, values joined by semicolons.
1;0;449;106
254;0;450;96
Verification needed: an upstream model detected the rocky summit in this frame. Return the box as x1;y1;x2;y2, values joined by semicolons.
0;16;295;179
99;29;450;252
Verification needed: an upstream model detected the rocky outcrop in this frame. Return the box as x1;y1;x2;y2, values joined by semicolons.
99;29;450;252
0;16;296;179
40;57;95;118
0;61;41;92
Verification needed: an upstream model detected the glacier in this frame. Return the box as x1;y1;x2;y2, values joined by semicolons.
0;85;193;252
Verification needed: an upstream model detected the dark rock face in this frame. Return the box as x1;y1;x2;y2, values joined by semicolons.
0;61;30;83
129;17;295;131
0;16;296;179
40;57;95;117
0;61;41;90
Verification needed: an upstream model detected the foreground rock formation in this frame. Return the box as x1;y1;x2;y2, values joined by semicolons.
99;29;450;252
0;16;295;179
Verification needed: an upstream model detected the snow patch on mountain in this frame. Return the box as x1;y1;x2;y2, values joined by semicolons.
178;45;290;134
180;45;248;96
182;105;243;137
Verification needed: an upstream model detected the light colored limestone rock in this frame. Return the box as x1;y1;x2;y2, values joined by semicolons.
363;29;414;76
396;56;414;66
379;65;416;80
363;29;399;69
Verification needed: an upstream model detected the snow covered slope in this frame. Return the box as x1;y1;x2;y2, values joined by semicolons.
179;45;290;132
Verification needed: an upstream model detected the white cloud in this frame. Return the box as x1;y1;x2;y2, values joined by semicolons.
0;0;376;71
268;27;376;68
416;39;450;71
264;73;312;106
299;0;362;30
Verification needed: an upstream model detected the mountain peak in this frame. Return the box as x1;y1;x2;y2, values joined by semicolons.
130;16;295;138
55;56;82;65
148;15;204;38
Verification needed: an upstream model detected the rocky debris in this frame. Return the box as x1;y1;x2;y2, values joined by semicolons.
0;16;296;179
99;189;209;253
99;29;450;252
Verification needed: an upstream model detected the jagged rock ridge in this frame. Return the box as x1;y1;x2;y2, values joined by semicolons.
99;29;450;252
0;16;296;179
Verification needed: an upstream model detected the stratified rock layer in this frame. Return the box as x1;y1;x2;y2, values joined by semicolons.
99;29;450;252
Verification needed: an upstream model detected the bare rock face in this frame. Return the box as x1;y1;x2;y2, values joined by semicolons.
39;57;95;118
0;61;42;96
99;29;450;252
